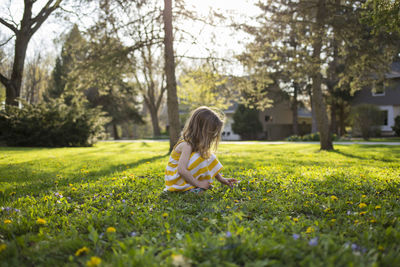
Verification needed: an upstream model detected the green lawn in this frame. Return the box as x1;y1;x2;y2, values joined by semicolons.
1;142;400;266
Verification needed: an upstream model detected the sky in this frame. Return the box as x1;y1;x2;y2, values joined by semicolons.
0;0;261;75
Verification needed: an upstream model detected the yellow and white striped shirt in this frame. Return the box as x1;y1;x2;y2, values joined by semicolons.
164;143;223;192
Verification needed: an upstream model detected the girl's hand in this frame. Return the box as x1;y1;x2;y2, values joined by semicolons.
196;180;211;190
221;178;238;188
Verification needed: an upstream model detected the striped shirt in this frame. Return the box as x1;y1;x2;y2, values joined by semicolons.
164;142;223;192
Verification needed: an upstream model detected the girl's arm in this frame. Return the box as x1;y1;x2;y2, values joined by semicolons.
177;142;211;190
215;173;238;188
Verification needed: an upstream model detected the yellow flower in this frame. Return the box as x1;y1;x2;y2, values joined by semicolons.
262;198;267;202
226;206;231;209
358;203;367;209
4;219;12;224
162;213;168;218
370;219;377;223
378;245;384;251
362;194;366;198
247;196;251;200
331;219;336;223
359;211;367;216
130;211;134;215
354;220;359;224
346;201;353;205
266;189;272;193
330;195;338;201
305;227;314;234
293;218;299;222
75;246;90;256
86;256;102;267
36;218;47;225
202;217;209;222
234;199;239;203
324;208;332;213
375;205;381;210
71;187;77;191
111;177;117;181
166;229;171;234
0;244;6;252
106;227;116;233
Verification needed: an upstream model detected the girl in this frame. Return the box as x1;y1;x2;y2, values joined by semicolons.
164;106;237;193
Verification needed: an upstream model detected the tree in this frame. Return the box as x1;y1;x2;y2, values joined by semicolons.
163;0;181;151
22;52;52;104
178;66;233;111
0;0;63;106
232;104;262;140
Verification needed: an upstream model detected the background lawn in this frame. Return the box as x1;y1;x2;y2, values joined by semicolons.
1;142;400;266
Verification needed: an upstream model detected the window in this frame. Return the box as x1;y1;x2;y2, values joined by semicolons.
381;110;388;126
372;81;385;96
265;115;271;122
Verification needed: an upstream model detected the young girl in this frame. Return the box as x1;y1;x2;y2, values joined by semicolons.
164;106;237;193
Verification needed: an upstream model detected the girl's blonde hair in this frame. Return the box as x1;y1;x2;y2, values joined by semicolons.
182;106;225;159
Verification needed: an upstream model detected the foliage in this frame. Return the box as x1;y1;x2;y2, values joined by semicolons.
232;104;262;140
178;66;234;111
0;142;400;265
0;96;107;147
392;115;400;136
351;104;383;140
286;133;339;142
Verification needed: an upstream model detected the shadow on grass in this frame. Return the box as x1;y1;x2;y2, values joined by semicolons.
330;149;397;163
0;153;168;199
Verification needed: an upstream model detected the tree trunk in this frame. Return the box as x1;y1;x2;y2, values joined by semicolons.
163;0;181;151
112;122;120;140
309;90;318;133
5;29;31;107
330;103;338;135
311;0;333;150
148;103;161;137
339;103;346;136
292;83;299;135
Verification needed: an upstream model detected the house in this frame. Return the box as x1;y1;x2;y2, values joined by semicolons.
221;98;312;141
352;62;400;135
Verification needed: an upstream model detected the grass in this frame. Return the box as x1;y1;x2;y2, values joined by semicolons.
1;142;400;266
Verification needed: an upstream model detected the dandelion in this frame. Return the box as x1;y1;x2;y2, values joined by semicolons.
106;227;116;233
162;213;168;218
36;218;47;225
359;203;367;209
71;187;77;191
330;195;338;201
266;189;272;193
375;205;381;210
346;201;353;205
370;219;377;223
308;237;318;246
331;219;336;223
111;177;117;181
262;198;267;202
354;220;359;224
0;244;6;252
75;246;90;256
131;211;134;215
292;234;300;240
305;227;314;234
359;211;367;216
3;219;11;224
324;208;332;213
293;218;299;222
166;229;171;234
86;256;101;267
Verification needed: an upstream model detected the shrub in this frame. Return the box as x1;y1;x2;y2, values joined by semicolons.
392;115;400;136
232;104;262;140
351;104;382;140
286;132;338;142
0;98;108;147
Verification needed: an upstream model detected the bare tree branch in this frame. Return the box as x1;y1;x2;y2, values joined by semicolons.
0;18;18;33
30;0;63;34
0;35;15;47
